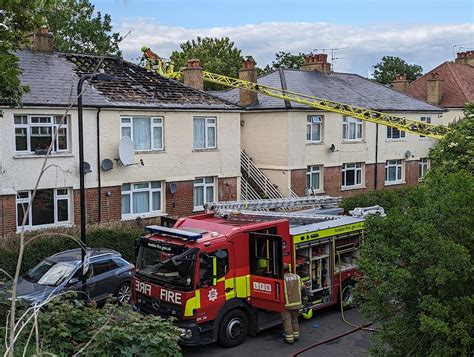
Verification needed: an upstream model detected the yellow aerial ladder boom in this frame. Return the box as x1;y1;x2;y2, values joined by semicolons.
141;47;450;139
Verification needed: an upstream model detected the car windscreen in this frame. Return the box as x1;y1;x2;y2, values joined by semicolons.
24;260;76;287
136;242;197;291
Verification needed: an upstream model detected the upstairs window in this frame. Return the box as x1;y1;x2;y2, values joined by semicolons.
387;127;406;139
121;181;163;218
306;115;322;142
342;116;363;141
342;163;363;188
419;116;431;138
193;117;216;149
14;115;69;154
385;160;404;184
194;177;215;210
16;188;71;230
120;117;163;151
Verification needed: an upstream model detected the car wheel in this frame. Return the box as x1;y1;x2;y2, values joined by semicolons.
218;309;249;348
340;280;355;309
116;282;132;304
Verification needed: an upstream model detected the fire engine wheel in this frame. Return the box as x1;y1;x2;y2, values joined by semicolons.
340;280;355;309
116;282;132;304
218;310;249;348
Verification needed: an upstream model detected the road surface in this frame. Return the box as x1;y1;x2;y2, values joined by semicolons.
182;307;370;356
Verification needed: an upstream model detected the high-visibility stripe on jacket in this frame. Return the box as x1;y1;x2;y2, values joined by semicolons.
283;272;302;310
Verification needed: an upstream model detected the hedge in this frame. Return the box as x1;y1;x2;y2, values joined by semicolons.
0;224;145;278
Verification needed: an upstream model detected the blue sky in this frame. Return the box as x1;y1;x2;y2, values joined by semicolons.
92;0;474;75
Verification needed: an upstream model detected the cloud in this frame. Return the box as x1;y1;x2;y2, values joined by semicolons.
116;20;474;76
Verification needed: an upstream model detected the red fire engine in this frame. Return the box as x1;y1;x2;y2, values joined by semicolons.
132;197;383;347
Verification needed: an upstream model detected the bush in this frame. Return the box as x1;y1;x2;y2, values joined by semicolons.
0;224;144;277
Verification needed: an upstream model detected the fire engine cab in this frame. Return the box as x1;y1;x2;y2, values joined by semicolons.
132;197;383;347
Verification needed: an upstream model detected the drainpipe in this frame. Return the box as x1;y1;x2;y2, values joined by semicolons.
96;108;102;223
374;124;379;190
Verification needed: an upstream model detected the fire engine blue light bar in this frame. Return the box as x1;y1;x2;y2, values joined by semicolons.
145;225;202;240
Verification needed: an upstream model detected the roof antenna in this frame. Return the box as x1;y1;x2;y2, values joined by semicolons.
452;44;465;61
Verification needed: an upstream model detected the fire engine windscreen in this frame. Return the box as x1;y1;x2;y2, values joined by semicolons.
136;243;197;290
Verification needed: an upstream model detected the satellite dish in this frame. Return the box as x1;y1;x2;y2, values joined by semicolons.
101;159;113;171
119;136;135;166
83;162;92;174
169;182;177;194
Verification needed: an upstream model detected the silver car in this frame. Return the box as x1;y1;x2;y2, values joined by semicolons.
12;248;134;305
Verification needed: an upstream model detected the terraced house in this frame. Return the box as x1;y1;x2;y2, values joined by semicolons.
212;54;444;198
0;29;241;237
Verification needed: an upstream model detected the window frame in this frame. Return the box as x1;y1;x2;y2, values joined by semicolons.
120;116;164;152
121;181;164;219
419;116;432;139
386;126;406;140
306;165;322;192
16;188;71;231
342;116;363;142
341;162;364;188
419;158;429;180
385;160;404;184
193;117;217;150
193;176;216;211
14;115;70;154
306;115;323;143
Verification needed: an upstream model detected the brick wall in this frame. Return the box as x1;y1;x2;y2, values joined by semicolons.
218;177;238;201
0;195;17;236
73;186;121;226
165;180;195;218
406;160;419;185
290;170;306;196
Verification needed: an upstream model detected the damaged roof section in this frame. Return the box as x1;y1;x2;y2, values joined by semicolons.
17;50;239;110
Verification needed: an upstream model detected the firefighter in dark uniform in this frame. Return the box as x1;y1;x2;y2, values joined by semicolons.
281;263;303;344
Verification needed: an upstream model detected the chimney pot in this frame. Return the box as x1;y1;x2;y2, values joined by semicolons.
187;58;201;68
455;50;474;66
242;58;255;69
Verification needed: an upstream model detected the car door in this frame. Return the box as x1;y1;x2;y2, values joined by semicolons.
86;258;118;301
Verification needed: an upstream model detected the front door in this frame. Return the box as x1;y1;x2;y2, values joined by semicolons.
248;232;285;312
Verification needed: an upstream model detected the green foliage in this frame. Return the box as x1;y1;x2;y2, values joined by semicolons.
0;225;143;277
46;0;122;56
351;115;474;355
170;36;244;90
372;56;423;85
1;296;182;356
429;103;474;174
259;51;306;75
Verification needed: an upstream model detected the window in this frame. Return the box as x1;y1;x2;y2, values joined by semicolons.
121;181;163;217
342;116;363;141
250;231;282;279
194;177;215;210
16;188;71;229
306;165;322;191
14;115;69;154
199;250;229;285
342;163;363;188
306;115;322;142
193;117;216;149
387;127;406;139
420;116;431;138
419;158;429;179
385;160;404;184
120;117;163;151
90;259;118;277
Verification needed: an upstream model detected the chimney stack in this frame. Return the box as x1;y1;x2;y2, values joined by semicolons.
392;73;408;93
28;25;55;53
301;53;331;73
238;58;258;106
183;59;204;91
427;72;443;105
455;50;474;66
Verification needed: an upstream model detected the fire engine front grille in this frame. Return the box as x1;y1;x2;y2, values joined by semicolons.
136;293;183;318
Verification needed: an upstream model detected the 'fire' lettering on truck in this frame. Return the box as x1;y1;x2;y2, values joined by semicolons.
160;288;182;304
135;281;152;296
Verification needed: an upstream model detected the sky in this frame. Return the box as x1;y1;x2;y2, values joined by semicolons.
93;0;474;76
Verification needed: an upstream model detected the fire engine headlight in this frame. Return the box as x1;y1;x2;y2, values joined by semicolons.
178;328;193;340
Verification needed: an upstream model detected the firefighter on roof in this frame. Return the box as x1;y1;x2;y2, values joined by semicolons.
282;263;303;344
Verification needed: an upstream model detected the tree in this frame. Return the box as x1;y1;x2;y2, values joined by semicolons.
372;56;423;85
170;37;244;90
351;105;474;356
45;0;122;56
259;51;306;75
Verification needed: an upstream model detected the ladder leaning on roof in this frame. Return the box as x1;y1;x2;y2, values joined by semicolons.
141;47;451;140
